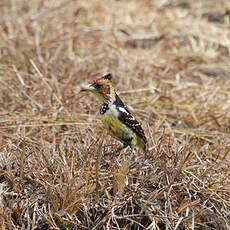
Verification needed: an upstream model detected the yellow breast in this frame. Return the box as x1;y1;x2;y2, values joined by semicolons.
100;115;135;143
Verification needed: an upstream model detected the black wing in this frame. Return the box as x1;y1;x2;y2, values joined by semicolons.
115;94;147;144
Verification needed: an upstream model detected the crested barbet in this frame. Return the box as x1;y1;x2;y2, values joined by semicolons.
81;73;147;154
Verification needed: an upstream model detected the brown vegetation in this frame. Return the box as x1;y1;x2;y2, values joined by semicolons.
0;0;230;229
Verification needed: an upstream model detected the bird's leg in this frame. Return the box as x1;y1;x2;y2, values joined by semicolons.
144;146;154;160
113;143;128;155
131;146;136;161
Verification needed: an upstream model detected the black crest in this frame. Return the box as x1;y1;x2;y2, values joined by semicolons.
103;73;113;81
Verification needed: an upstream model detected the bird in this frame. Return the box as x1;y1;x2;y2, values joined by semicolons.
81;73;147;155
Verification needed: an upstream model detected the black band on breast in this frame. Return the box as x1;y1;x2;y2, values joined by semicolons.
100;103;109;115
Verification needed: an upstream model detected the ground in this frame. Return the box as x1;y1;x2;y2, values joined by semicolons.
0;0;230;229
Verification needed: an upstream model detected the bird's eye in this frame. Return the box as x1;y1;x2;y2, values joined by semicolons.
94;84;103;90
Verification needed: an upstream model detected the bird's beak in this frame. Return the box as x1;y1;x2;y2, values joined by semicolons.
80;84;95;92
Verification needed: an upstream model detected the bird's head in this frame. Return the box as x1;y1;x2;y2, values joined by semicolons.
81;73;116;104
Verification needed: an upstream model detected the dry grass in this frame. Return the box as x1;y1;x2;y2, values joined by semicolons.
0;0;230;229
